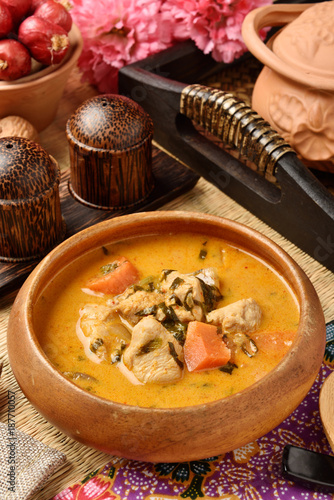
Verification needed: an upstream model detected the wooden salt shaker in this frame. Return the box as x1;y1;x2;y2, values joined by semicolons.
0;137;65;261
66;94;155;210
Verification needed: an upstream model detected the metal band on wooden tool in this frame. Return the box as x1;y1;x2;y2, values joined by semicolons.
180;84;293;178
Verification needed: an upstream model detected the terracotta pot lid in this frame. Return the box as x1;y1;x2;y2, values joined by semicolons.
0;137;57;201
272;1;334;79
66;94;154;151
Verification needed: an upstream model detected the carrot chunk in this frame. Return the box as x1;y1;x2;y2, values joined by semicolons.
184;321;231;372
251;330;296;361
87;257;139;295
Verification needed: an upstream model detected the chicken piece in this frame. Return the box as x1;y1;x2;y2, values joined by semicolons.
160;271;205;321
123;316;184;384
167;304;201;323
79;304;112;360
161;271;204;301
79;304;131;361
194;267;220;288
109;290;165;326
206;298;262;333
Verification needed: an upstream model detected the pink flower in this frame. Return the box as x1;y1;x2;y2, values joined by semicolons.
161;0;271;63
71;0;174;92
71;0;272;93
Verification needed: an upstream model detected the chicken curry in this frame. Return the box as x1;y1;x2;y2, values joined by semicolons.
36;232;299;408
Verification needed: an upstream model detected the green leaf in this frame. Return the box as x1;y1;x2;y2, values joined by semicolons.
137;338;162;356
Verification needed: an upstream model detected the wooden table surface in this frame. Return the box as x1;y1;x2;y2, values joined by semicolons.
0;67;334;499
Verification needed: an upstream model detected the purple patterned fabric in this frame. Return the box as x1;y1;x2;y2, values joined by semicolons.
53;324;334;500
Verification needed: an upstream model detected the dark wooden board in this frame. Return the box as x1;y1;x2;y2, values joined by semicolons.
0;146;199;295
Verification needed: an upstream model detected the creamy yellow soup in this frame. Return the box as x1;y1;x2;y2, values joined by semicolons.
35;233;299;408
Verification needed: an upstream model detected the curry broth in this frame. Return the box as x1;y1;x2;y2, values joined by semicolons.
35;233;299;408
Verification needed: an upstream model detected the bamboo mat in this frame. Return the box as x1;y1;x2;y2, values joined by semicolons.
0;176;334;500
0;64;334;499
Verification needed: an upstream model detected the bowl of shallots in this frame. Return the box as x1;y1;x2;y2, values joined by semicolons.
0;0;83;131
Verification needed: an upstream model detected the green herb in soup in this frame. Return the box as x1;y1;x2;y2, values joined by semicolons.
36;233;299;408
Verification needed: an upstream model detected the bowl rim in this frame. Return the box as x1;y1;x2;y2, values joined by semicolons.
17;210;325;413
0;23;83;90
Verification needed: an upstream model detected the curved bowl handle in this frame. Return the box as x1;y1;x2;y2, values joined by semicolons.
241;3;332;90
180;84;293;177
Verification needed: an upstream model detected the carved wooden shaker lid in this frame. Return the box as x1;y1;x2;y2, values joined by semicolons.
0;137;58;200
272;1;334;79
67;94;154;151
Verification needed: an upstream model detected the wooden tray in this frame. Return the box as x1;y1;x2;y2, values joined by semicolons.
0;146;199;294
119;42;334;274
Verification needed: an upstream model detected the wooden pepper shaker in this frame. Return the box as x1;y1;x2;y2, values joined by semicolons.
66;94;155;210
0;137;65;261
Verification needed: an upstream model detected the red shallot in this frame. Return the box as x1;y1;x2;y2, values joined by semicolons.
30;0;71;14
18;16;69;65
0;1;13;38
34;0;72;32
0;39;31;80
30;0;46;10
1;0;31;26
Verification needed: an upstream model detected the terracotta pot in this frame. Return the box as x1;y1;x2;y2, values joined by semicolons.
7;211;326;462
242;2;334;166
0;24;83;132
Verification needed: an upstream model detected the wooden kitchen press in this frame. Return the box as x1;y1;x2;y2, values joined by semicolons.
119;41;334;273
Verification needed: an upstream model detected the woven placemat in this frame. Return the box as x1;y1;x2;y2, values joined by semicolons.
204;54;263;105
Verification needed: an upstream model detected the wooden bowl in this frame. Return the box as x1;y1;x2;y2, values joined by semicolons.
7;211;326;462
0;24;83;132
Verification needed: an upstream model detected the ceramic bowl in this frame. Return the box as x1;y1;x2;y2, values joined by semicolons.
0;24;83;132
7;211;326;462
